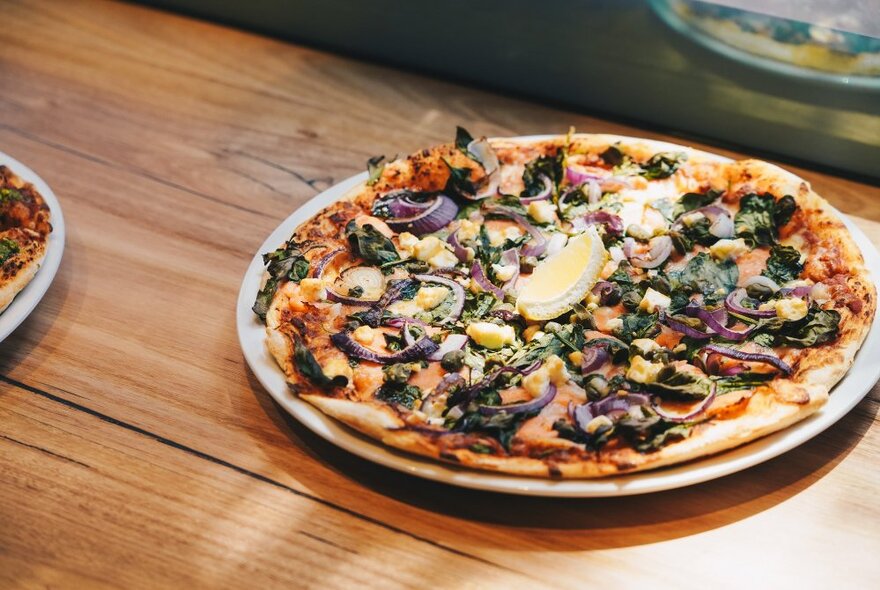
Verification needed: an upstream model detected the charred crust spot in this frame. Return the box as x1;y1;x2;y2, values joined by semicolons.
439;451;460;463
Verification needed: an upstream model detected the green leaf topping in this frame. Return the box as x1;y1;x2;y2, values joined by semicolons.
734;193;798;247
521;151;563;197
455;126;475;153
671;252;739;301
762;244;803;284
294;336;348;388
0;238;20;264
672;189;722;219
346;220;400;265
252;239;310;321
366;155;386;186
639;152;687;180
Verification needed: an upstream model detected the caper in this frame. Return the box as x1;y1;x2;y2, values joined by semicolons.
622;290;642;310
651;275;671;295
440;349;465;372
584;374;610;400
544;321;563;334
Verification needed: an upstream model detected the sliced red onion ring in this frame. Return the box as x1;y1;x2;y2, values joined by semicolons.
674;205;734;239
485;206;548;257
383;316;429;329
385;194;459;236
360;278;418;327
726;288;776;318
447;362;541;410
374;190;435;218
413;273;466;324
587;180;602;204
326;290;376;307
779;285;812;298
427;333;469;361
420;373;466;413
573;211;624;237
703;352;746;376
570;392;652;432
701;344;792;375
519;175;553;203
479;384;557;416
591;281;621;306
447;228;470;262
581;346;610;373
651;382;717;423
330;331;439;364
744;275;781;293
689;305;753;341
471;174;500;200
470;260;504;299
312;247;345;278
630;235;673;269
499;248;521;291
401;321;420;347
565;167;631;192
659;311;713;340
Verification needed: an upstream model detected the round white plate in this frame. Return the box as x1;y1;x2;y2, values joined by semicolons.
237;135;880;497
0;151;65;343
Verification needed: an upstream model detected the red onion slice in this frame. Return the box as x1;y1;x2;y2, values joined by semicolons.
330;331;439;364
360;278;419;327
479;384;557;416
413;273;466;323
744;275;781;293
499;248;521;292
312;247;345;278
420;373;466;413
689;305;753;341
427;333;469;361
447;228;470;262
470;260;504;299
659;311;713;339
519;175;553;203
325;290;376;307
570;392;652;432
572;211;624;237
485;206;548;257
674;205;734;239
466;138;499;176
701;344;792;375
726;288;776;318
581;346;610;373
385;194;459;236
374;190;435;218
630;235;673;269
651;382;717;423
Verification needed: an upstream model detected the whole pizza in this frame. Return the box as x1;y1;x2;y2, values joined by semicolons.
0;165;52;313
253;129;875;478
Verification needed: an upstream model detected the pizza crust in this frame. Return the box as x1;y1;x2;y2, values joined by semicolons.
262;134;876;478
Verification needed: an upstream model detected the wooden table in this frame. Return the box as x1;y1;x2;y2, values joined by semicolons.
1;1;878;587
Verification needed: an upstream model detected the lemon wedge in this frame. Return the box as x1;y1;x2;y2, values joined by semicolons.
516;228;608;321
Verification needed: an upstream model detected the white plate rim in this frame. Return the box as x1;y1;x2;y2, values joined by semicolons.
236;134;880;497
0;151;65;343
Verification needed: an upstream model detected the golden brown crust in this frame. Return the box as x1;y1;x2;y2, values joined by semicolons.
262;134;876;478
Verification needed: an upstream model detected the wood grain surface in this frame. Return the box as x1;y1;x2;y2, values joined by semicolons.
1;1;878;588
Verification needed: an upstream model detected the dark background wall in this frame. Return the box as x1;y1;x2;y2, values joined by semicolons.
137;0;880;181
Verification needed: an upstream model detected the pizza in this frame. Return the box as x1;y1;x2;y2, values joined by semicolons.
0;165;52;313
253;129;875;478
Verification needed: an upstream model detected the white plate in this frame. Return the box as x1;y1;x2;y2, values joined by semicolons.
237;135;880;497
0;151;65;343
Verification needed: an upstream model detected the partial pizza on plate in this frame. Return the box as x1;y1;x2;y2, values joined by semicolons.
0;165;52;313
252;129;875;478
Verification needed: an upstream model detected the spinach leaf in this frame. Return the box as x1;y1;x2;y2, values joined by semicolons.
346;220;400;265
651;366;713;399
639;152;686;180
600;146;624;167
671;216;716;254
460;291;496;323
455;410;531;450
616;312;660;343
672;189;722;219
777;307;840;348
633;423;691;453
375;382;422;409
608;262;644;300
734;193;798;246
507;329;567;369
366;155;386;186
521;151;563;197
671;253;738;300
714;372;775;394
0;238;20;264
443;158;476;197
294;337;348;388
455;126;474;153
763;244;803;284
252;239;310;321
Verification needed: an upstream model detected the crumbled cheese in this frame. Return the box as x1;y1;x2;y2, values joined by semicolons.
412;235;447;261
488;226;523;247
352;325;375;345
527;200;557;224
299;278;326;302
639;287;671;313
762;297;809;321
457;219;480;242
522;355;571;398
428;249;459;269
466;322;516;350
323;358;353;383
397;232;419;257
568;350;584;365
492;261;518;282
522;367;550;398
631;338;661;355
387;299;421;317
681;211;705;227
626;355;664;384
709;238;749;261
811;282;830;303
586;415;613;435
606;318;624;332
522;325;543;342
544;354;570;386
415;286;449;310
